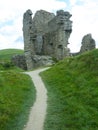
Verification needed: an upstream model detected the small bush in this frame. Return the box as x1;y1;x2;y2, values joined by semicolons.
2;62;14;69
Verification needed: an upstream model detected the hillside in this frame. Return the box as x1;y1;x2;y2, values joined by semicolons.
0;49;24;62
0;48;36;130
0;71;36;130
0;49;24;70
41;49;98;130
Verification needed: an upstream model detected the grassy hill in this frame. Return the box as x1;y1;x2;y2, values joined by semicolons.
0;71;36;130
0;49;36;129
41;49;98;130
0;49;24;62
0;49;24;70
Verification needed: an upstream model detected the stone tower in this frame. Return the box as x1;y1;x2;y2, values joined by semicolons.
23;9;34;70
43;10;72;60
23;9;72;70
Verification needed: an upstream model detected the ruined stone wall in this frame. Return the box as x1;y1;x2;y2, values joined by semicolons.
31;10;55;55
80;34;96;53
23;9;35;69
43;30;70;60
43;10;72;60
11;54;27;70
71;33;96;56
23;9;72;70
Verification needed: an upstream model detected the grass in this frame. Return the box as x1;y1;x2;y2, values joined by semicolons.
40;49;98;130
0;70;36;130
0;49;24;71
0;48;36;129
0;49;24;62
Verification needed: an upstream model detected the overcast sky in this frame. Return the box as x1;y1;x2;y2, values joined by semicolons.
0;0;98;52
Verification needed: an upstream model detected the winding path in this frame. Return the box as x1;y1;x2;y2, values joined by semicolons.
24;68;49;130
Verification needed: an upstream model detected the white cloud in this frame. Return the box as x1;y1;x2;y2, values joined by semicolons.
0;0;66;50
0;0;66;49
68;0;98;52
0;0;66;19
69;0;77;6
0;0;98;53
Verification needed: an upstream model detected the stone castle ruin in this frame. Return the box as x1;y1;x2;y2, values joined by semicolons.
71;33;96;56
80;33;96;53
12;9;96;70
23;9;72;70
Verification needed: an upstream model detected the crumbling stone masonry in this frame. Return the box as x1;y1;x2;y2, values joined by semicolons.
71;34;96;56
11;54;27;70
23;9;72;70
80;33;96;53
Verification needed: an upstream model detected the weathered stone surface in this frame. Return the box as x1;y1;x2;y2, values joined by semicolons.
70;34;96;56
31;55;54;68
32;10;55;33
43;10;72;60
23;9;72;70
23;9;34;53
80;34;96;53
11;54;27;70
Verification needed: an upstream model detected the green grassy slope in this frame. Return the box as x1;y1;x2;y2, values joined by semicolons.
0;49;24;62
41;49;98;130
0;49;36;129
0;71;36;130
0;49;24;71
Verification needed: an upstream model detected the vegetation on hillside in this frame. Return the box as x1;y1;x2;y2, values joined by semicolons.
0;71;36;130
0;49;24;71
41;49;98;130
0;49;24;62
0;49;36;129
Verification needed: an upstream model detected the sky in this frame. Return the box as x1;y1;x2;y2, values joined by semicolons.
0;0;98;52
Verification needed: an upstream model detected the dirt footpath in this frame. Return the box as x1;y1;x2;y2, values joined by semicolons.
24;68;49;130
